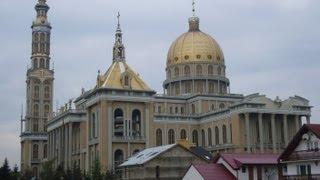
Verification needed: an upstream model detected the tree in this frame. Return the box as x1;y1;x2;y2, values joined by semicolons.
11;164;20;180
0;158;11;180
91;157;102;180
40;160;54;180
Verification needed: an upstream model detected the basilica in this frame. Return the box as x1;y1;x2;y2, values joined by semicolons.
20;0;312;177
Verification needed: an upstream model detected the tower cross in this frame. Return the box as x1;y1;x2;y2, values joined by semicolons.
117;12;120;27
192;0;196;16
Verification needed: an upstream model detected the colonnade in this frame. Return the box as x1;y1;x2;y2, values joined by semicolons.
243;113;310;153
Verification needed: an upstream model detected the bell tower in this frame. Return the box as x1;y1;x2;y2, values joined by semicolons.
20;0;54;177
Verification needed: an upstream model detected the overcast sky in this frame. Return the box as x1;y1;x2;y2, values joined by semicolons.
0;0;319;168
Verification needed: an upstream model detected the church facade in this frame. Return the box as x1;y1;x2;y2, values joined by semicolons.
21;0;312;176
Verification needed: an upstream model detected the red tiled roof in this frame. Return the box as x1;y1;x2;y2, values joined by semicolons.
279;124;320;161
215;153;279;169
192;163;236;180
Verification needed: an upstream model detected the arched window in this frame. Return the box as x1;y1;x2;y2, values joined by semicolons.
132;149;140;155
209;82;214;93
211;104;215;111
180;129;187;140
33;167;38;178
40;58;45;68
208;128;212;146
132;109;141;137
92;113;96;138
208;65;213;75
167;69;171;78
219;103;225;109
40;44;45;54
192;130;198;146
34;86;39;99
35;33;39;41
174;67;179;77
175;84;180;95
175;107;178;114
33;144;38;159
114;149;124;167
256;120;260;142
280;122;285;143
124;75;129;86
170;107;173;114
33;59;38;69
33;104;39;117
196;65;202;75
181;107;184;114
33;119;39;132
44;86;50;99
114;109;124;136
184;82;191;94
191;104;196;115
168;129;175;144
215;126;219;145
45;59;49;68
196;81;204;93
44;104;50;117
40;33;45;41
201;129;205;146
230;124;233;143
184;65;190;76
156;129;162;146
43;144;47;158
156;166;160;179
157;106;161;113
218;66;222;75
223;125;227;143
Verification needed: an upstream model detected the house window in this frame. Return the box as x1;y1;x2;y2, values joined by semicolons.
180;129;187;140
184;65;190;75
208;65;213;75
297;165;311;176
223;125;227;143
168;129;175;144
242;166;246;173
201;129;205;146
43;144;47;158
124;75;129;86
174;67;179;76
33;144;39;159
215;126;219;145
44;86;50;98
156;166;160;178
208;128;212;146
156;129;162;146
196;65;202;75
34;86;40;99
192;130;198;146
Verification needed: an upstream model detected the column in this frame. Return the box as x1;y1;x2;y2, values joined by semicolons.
179;81;182;94
306;115;311;124
68;123;72;168
283;114;289;146
258;113;264;153
245;113;250;152
107;103;113;169
295;115;300;132
145;104;150;147
271;114;276;153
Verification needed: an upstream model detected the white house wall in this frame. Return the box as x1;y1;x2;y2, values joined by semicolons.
183;165;204;180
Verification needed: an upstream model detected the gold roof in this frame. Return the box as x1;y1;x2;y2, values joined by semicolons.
97;61;152;91
167;17;224;65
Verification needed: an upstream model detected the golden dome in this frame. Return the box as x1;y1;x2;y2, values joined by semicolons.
167;17;224;66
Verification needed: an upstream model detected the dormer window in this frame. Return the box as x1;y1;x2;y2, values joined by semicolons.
121;73;131;88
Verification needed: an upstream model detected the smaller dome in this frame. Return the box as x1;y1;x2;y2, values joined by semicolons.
167;17;224;66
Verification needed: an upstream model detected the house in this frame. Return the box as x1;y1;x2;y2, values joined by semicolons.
183;153;279;180
118;140;213;180
183;163;236;180
278;124;320;179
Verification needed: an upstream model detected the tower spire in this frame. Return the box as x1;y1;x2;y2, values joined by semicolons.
113;12;126;62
